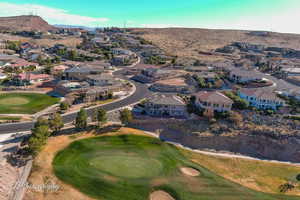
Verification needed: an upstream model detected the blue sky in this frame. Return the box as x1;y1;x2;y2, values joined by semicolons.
0;0;300;33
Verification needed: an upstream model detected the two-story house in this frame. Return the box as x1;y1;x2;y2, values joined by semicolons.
86;74;117;86
195;91;233;112
144;94;187;117
63;66;104;81
238;88;284;110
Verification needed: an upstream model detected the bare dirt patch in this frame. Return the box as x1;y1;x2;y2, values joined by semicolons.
150;178;169;187
132;28;300;62
180;167;200;177
156;78;187;86
149;190;175;200
24;131;95;200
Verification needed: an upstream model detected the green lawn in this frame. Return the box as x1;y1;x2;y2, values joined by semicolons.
0;93;59;114
0;116;21;121
53;135;300;200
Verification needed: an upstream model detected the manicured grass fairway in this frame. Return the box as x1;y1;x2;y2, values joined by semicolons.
0;93;59;114
53;135;300;200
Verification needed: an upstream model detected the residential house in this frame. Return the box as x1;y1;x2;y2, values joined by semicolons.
280;88;300;101
52;64;70;75
229;68;262;83
20;42;37;54
132;68;179;83
91;35;110;44
111;48;134;56
63;66;104;80
111;55;132;66
238;88;284;110
0;55;19;67
195;91;233;112
282;68;300;77
194;72;218;82
83;87;111;103
86;74;118;86
55;80;90;95
7;59;39;70
14;73;52;84
144;94;187;117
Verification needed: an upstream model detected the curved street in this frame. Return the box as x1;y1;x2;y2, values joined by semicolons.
0;68;152;134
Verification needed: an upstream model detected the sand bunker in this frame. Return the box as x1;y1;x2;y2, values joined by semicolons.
180;167;200;177
150;190;175;200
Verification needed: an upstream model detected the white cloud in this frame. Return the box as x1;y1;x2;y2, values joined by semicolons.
0;2;109;27
201;6;300;34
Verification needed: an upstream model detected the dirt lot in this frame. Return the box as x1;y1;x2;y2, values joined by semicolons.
31;37;82;48
132;28;300;62
156;78;187;86
0;33;82;48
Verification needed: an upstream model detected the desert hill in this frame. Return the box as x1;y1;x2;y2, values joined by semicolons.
132;28;300;62
0;15;56;32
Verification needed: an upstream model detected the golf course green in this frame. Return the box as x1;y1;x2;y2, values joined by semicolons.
0;93;59;114
53;135;300;200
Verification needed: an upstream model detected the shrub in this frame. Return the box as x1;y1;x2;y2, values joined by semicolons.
264;109;274;116
214;111;229;119
284;115;300;121
60;102;70;111
296;174;300;181
119;108;133;125
279;183;295;193
224;91;249;109
229;111;243;125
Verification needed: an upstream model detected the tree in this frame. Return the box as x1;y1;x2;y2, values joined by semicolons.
60;102;70;111
194;76;206;88
49;113;64;133
69;50;77;60
34;117;49;128
119;108;133;125
28;120;50;156
108;92;113;99
224;91;249;110
96;108;107;128
75;108;88;130
6;41;21;51
53;56;61;64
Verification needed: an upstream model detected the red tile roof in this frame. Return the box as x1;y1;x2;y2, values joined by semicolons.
10;59;38;68
16;73;51;81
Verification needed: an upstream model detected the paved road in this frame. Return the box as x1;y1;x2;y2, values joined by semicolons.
252;69;299;91
0;69;152;134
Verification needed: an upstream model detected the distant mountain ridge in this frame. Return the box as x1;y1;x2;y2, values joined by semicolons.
54;24;96;31
0;15;57;32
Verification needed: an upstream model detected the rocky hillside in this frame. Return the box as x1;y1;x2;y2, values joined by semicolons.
0;15;56;32
131;28;300;62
